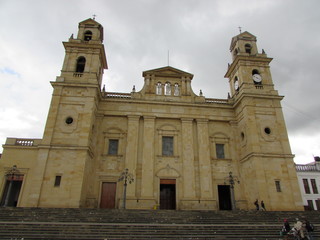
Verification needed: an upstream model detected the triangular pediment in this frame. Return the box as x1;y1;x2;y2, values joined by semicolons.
143;66;193;80
79;18;101;26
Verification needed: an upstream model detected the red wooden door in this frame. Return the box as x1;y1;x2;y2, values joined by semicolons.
100;182;116;209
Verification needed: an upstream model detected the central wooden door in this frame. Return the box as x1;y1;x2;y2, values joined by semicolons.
160;179;176;210
218;185;232;210
100;182;116;209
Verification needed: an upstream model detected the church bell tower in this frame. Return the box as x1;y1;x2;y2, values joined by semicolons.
32;18;108;208
225;31;303;210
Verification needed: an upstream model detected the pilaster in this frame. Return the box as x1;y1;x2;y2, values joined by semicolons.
141;116;156;198
124;115;140;197
181;118;196;199
196;119;213;199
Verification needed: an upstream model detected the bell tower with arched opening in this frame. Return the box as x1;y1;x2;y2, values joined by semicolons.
26;18;108;207
224;31;303;210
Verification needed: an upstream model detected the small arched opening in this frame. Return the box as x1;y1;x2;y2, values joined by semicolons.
84;31;93;41
76;57;86;73
245;44;252;54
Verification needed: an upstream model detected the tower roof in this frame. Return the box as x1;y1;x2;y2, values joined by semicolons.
230;31;256;51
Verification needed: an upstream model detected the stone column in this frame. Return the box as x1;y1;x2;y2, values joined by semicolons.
196;119;213;199
124;115;140;197
181;118;196;198
141;116;156;198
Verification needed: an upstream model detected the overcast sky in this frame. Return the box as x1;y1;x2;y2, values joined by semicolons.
0;0;319;164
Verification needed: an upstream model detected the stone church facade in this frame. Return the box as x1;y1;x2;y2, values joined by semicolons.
0;19;303;211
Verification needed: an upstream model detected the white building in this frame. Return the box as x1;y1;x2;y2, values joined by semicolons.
296;157;320;210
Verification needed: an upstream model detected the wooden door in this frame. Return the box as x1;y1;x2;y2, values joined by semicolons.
218;185;232;210
160;179;176;210
0;177;23;207
100;182;116;209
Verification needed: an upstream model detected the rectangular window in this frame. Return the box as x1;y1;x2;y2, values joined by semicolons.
275;180;281;192
303;179;311;194
311;179;318;194
54;176;61;187
216;144;225;159
307;200;314;210
108;139;119;155
162;136;174;156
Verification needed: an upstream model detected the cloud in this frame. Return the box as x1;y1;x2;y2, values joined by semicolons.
0;0;320;164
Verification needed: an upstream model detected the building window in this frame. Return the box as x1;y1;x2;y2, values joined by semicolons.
108;139;119;155
164;82;171;95
156;82;162;95
54;176;62;187
245;44;252;54
275;180;281;192
84;31;93;41
307;200;314;210
216;144;225;159
162;136;173;156
303;179;311;194
76;56;86;73
174;83;179;96
311;179;318;194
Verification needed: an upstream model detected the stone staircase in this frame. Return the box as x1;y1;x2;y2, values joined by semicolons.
0;208;319;239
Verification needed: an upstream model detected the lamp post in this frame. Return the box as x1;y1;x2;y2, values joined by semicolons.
224;171;240;210
4;165;21;207
118;168;134;209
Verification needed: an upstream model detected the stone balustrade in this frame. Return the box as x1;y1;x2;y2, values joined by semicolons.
4;138;41;147
296;164;319;172
103;92;132;99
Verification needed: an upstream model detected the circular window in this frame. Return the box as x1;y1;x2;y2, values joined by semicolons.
65;117;74;125
264;127;271;135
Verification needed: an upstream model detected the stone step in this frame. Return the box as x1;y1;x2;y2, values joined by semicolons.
0;222;288;239
0;208;319;239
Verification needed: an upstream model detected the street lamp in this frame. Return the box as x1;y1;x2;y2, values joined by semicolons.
224;171;240;210
118;168;134;209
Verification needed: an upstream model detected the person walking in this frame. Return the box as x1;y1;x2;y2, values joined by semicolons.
261;200;266;211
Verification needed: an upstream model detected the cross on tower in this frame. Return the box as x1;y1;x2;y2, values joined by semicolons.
238;26;242;34
93;14;97;20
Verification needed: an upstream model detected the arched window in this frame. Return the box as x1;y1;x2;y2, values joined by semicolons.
234;76;239;91
174;83;179;96
76;57;86;73
245;44;252;54
156;82;162;95
164;82;171;95
252;69;259;75
84;31;92;41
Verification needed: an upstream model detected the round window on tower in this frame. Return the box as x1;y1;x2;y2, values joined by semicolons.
65;117;74;125
264;127;271;135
